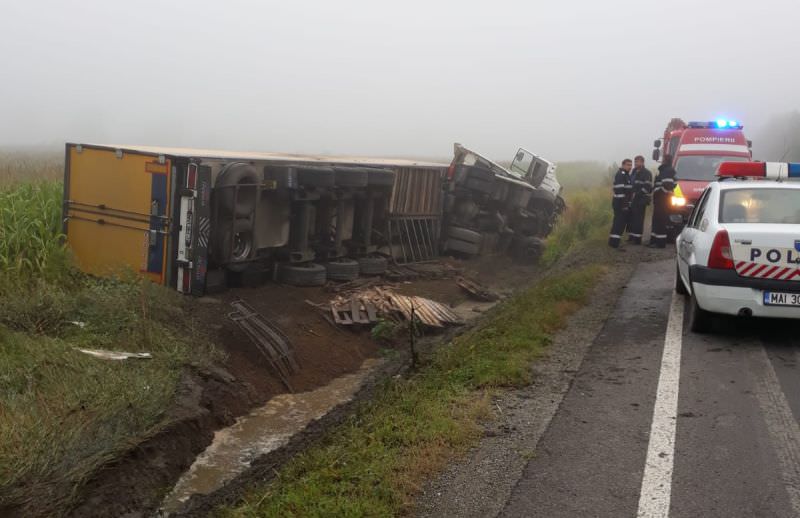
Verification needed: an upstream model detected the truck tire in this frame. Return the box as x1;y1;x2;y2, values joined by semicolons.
296;166;336;188
218;218;254;272
333;167;369;188
279;262;327;286
325;258;360;281
446;226;482;244
365;168;395;187
445;238;480;256
216;163;260;218
358;256;388;276
511;236;545;263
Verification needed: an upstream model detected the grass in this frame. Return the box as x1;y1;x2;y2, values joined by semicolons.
541;186;612;267
220;188;613;517
0;158;217;516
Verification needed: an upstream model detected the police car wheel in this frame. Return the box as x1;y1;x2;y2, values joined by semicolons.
674;264;688;295
688;288;711;333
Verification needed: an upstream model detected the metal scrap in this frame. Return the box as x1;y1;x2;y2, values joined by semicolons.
456;276;500;302
328;287;462;328
228;300;299;391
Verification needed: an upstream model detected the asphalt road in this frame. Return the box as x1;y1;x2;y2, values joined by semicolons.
500;258;800;518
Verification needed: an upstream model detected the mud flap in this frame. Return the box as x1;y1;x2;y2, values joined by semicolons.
177;163;212;295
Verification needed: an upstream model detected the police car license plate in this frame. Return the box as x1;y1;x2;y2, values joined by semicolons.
763;291;800;307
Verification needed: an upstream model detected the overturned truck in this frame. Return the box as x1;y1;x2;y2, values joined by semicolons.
444;144;564;262
62;142;563;294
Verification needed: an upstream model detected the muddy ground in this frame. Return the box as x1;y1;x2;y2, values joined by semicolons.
66;254;540;517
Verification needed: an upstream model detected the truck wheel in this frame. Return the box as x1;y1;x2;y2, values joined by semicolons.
445;238;480;256
446;226;482;244
216;163;260;218
279;262;327;286
325;258;360;281
358;256;388;276
688;287;711;333
219;218;254;273
674;263;688;295
511;236;545;263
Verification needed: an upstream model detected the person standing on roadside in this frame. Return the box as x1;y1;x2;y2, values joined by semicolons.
627;155;652;245
649;154;677;248
608;158;633;249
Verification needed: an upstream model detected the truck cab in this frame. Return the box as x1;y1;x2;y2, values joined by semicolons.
652;119;752;240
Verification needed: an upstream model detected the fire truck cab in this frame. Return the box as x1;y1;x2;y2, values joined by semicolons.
652;118;752;241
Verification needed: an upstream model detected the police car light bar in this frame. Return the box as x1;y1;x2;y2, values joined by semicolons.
717;161;800;179
688;120;744;130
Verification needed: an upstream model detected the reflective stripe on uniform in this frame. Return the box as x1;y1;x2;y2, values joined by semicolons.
614;194;626;198
651;233;667;238
609;234;621;238
628;233;642;237
613;184;626;188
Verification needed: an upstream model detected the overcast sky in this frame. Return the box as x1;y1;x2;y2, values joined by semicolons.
1;0;798;162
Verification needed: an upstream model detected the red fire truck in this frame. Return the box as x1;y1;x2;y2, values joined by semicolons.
652;118;752;240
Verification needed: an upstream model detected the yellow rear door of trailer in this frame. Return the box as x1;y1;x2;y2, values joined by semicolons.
64;145;171;284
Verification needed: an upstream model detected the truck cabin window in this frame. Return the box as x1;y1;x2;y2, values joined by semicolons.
511;149;534;178
674;155;749;181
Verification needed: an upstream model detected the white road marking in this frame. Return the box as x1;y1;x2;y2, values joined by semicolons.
751;346;800;514
636;292;684;518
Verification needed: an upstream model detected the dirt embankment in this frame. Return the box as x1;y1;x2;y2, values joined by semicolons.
64;255;536;517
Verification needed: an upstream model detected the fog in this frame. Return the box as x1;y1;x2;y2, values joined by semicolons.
2;0;798;162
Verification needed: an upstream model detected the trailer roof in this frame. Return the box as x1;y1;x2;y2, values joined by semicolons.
71;143;448;169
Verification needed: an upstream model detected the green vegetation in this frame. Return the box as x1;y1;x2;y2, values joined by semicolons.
220;188;612;517
541;186;611;267
0;181;69;279
0;161;216;516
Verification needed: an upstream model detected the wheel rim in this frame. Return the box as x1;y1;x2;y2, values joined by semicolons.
231;232;252;261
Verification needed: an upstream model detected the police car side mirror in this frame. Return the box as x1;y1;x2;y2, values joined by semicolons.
652;149;661;161
653;139;662;148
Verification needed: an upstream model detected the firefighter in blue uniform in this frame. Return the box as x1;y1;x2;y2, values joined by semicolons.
608;158;633;249
627;155;653;245
649;154;677;248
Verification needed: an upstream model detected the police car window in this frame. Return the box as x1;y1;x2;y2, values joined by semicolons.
674;155;749;181
689;189;711;228
719;189;800;224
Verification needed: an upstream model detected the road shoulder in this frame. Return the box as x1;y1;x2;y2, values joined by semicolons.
415;254;641;517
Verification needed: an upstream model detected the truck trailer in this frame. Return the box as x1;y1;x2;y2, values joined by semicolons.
62;142;562;295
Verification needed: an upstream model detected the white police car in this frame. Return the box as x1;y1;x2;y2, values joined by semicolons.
675;161;800;332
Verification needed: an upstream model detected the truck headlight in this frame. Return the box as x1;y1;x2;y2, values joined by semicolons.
670;195;687;207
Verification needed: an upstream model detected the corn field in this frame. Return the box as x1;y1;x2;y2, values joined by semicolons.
0;181;67;278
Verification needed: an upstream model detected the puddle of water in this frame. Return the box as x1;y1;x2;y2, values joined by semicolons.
161;357;383;514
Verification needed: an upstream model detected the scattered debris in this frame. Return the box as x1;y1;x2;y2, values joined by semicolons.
228;300;300;391
329;287;462;328
69;321;87;329
385;261;462;281
456;276;500;302
77;349;152;360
